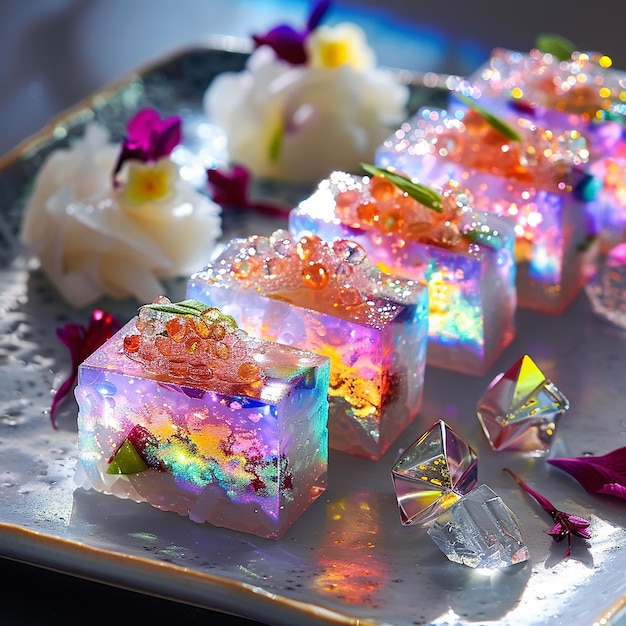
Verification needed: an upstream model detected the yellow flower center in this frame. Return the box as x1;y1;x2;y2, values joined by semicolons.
122;159;178;204
317;40;351;68
306;23;374;72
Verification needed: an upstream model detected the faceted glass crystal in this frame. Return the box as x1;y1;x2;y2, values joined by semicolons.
427;484;530;569
476;354;569;452
586;243;626;329
391;420;478;526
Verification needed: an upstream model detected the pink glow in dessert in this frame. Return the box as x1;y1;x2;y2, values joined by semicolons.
289;170;516;376
376;106;596;314
455;47;626;161
188;231;428;460
75;298;330;539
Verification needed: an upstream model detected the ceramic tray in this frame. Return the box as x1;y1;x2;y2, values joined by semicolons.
1;41;625;626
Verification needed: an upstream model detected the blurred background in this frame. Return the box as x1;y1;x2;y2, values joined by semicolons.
2;0;626;157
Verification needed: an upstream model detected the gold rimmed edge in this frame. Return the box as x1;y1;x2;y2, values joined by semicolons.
0;521;381;626
595;593;626;625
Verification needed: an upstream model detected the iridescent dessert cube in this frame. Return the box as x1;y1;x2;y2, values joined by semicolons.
427;484;530;569
476;354;569;453
455;47;626;161
289;171;516;375
74;298;330;540
586;242;626;328
377;107;596;314
391;420;478;527
188;231;428;460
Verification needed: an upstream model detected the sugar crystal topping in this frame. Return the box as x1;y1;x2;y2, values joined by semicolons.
123;297;265;385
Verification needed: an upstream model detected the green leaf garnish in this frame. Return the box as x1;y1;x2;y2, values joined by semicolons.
463;228;503;252
535;33;576;62
360;163;443;213
269;123;284;163
455;93;522;143
142;299;212;318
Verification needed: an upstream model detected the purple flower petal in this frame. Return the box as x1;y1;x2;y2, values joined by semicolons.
548;448;626;499
307;0;332;32
112;108;182;186
253;25;308;65
252;0;332;65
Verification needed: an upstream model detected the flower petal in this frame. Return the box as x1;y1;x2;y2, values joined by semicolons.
127;108;161;144
548;448;626;499
253;25;308;65
152;116;182;161
307;0;332;32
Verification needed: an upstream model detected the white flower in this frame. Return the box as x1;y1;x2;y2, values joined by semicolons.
20;123;222;308
204;24;409;183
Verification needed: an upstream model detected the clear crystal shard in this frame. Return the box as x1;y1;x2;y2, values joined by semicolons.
476;354;569;452
427;484;530;569
586;243;626;329
391;420;478;526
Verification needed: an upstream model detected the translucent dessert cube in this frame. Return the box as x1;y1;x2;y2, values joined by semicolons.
586;242;626;328
377;107;596;314
188;231;428;460
289;172;516;375
455;47;626;161
75;299;330;540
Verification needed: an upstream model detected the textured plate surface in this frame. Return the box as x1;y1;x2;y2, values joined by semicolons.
1;44;626;626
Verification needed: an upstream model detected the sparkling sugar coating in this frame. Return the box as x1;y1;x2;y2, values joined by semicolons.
188;231;428;460
476;354;570;453
391;420;478;527
376;107;596;314
75;313;330;539
455;48;626;161
427;484;530;569
289;172;516;376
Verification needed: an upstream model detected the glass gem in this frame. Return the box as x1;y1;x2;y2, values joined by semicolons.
427;484;530;569
391;420;478;527
476;354;569;452
586;243;626;329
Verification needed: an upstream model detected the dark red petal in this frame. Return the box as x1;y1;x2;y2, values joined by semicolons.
548;449;626;500
207;165;250;206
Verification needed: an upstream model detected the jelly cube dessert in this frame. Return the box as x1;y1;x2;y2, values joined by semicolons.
188;231;428;460
376;107;596;314
454;47;626;161
74;298;330;539
289;171;516;375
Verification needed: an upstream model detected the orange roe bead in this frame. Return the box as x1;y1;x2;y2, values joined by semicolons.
302;262;329;290
338;286;363;307
238;361;261;382
135;318;148;332
369;175;397;201
123;334;141;353
356;201;379;225
166;317;188;342
207;322;226;341
232;256;262;280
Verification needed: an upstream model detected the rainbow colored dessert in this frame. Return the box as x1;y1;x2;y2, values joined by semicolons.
187;231;428;460
74;298;330;539
376;106;596;314
289;172;516;376
455;47;626;161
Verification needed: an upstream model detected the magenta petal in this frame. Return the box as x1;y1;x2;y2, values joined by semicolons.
207;165;250;206
126;107;161;143
152;116;182;161
548;448;626;500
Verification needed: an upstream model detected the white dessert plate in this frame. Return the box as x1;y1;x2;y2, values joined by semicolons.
1;41;626;626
